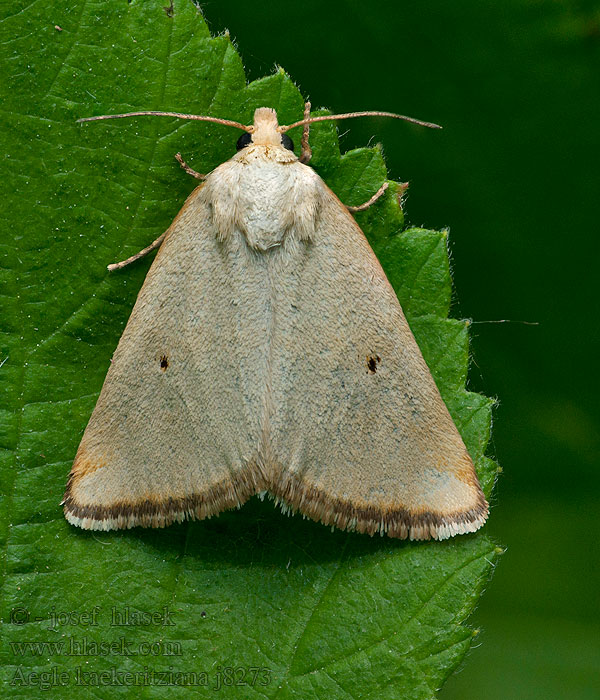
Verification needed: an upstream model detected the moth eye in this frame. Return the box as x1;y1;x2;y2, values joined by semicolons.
281;133;294;151
236;132;253;151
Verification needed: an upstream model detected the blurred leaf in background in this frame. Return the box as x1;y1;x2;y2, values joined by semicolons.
0;1;498;698
200;1;600;698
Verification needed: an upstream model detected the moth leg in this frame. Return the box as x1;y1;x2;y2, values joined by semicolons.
174;152;205;180
107;232;166;272
299;101;312;164
346;181;389;212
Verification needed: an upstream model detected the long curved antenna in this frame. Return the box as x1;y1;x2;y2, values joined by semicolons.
77;111;252;131
280;111;442;132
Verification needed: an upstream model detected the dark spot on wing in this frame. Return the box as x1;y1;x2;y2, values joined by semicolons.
160;355;169;371
366;355;381;374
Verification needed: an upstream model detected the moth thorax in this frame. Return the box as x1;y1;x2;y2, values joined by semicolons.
206;159;323;251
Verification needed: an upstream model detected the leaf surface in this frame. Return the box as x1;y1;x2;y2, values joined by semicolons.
0;2;499;698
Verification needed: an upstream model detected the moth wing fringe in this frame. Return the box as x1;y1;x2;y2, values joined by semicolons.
266;469;488;541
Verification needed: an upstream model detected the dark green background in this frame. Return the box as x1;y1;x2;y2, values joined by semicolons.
201;1;599;698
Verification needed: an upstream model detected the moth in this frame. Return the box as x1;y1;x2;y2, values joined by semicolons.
63;104;488;540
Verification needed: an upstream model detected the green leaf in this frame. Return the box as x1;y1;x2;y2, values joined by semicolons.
0;1;499;698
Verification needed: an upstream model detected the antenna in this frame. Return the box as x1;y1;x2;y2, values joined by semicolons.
280;111;441;132
77;111;252;131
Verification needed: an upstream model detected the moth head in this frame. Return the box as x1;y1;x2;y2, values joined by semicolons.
237;108;294;152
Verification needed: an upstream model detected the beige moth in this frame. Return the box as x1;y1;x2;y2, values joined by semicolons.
63;105;489;541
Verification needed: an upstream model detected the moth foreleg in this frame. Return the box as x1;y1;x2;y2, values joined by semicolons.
299;101;312;164
346;181;389;213
174;152;205;180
